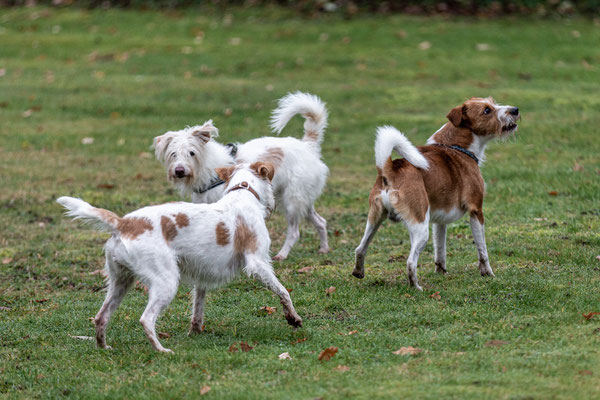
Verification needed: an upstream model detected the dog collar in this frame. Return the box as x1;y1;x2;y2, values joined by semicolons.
225;143;238;157
226;181;260;202
434;144;479;164
194;176;226;194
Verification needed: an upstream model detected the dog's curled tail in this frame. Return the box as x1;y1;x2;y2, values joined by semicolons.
57;196;120;233
270;92;328;146
374;126;429;170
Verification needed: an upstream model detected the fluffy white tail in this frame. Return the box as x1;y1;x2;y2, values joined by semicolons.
56;196;120;232
374;126;429;170
270;92;328;146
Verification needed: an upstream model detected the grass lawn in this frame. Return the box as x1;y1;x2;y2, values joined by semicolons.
1;5;600;399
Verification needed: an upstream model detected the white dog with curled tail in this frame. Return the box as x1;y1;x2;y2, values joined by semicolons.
153;92;330;260
57;162;302;353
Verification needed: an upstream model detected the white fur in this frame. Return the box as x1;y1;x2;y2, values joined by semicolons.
57;164;301;353
374;126;430;170
430;207;465;224
153;92;330;260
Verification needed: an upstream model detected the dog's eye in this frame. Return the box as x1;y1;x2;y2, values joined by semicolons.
483;107;491;115
189;151;195;157
170;152;176;158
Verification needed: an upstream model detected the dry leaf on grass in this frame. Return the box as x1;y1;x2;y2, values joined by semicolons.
2;257;12;265
200;386;211;395
260;306;276;314
318;346;338;361
579;370;593;376
325;286;336;296
240;341;253;352
392;346;422;356
548;191;558;196
582;312;600;321
335;365;350;371
295;337;307;344
347;330;358;335
96;183;115;189
228;343;238;353
573;162;584;171
35;298;49;303
68;334;94;341
485;340;508;347
429;291;441;300
297;266;313;274
278;352;292;360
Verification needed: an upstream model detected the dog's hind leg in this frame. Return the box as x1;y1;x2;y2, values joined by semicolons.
433;224;448;274
405;214;430;291
139;258;180;353
245;256;302;327
94;258;134;349
353;196;387;279
469;210;495;277
188;286;206;336
307;206;329;254
273;214;300;261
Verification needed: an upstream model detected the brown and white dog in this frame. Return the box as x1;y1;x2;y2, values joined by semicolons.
353;97;520;290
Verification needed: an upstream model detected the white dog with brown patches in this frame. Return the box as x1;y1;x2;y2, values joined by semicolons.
153;92;329;261
353;97;520;291
57;162;302;353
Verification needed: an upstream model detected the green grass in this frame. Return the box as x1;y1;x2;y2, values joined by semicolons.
1;6;600;399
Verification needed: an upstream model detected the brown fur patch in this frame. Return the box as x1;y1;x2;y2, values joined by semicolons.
118;217;153;240
160;216;178;242
250;161;275;181
367;169;386;225
174;213;190;228
260;147;284;167
215;222;230;246
304;130;319;141
234;216;258;254
96;208;119;226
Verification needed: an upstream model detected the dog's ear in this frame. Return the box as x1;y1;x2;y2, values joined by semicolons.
215;166;235;182
192;120;219;144
446;105;467;127
153;132;175;162
251;162;275;182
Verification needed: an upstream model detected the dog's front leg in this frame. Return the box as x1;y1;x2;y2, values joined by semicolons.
433;224;448;274
469;211;495;277
189;286;206;335
246;257;302;327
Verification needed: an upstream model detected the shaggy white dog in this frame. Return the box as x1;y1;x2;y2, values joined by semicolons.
153;92;330;260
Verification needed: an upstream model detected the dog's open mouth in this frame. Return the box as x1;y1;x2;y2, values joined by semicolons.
502;122;518;132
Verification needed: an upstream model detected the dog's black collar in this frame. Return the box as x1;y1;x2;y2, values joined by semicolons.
194;176;226;194
193;144;239;195
226;143;238;157
434;144;479;164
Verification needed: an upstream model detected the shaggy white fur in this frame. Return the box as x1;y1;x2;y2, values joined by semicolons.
153;92;330;260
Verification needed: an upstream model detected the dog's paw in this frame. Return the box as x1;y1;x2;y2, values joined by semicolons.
435;262;448;274
272;254;286;261
285;314;303;328
159;348;174;354
352;269;365;279
318;247;329;255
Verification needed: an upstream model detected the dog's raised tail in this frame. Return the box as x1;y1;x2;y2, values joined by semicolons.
270;92;328;146
57;196;120;232
374;126;429;170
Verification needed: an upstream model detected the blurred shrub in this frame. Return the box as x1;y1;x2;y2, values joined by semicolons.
2;0;599;15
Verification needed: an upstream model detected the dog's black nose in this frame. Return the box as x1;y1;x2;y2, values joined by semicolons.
510;107;519;116
174;166;185;178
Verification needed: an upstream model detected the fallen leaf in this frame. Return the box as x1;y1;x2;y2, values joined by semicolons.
533;217;548;221
90;269;107;276
224;108;232;116
573;162;584;171
0;306;10;311
297;266;313;274
335;365;350;371
68;334;94;341
579;370;593;376
596;255;600;262
200;386;211;395
485;340;508;347
295;337;307;344
22;109;33;118
393;346;422;356
418;41;431;50
582;312;600;321
278;352;292;360
158;332;170;339
347;330;358;335
229;37;241;46
404;293;411;298
548;191;558;196
240;341;253;352
260;306;276;314
476;43;490;51
429;291;441;300
2;257;12;265
96;183;115;189
228;343;238;353
318;346;338;361
81;137;94;145
35;298;49;303
138;152;151;159
325;286;336;296
36;374;45;379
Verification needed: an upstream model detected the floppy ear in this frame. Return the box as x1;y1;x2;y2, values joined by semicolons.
446;105;466;127
251;162;275;182
215;166;235;182
153;132;175;162
192;120;219;144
